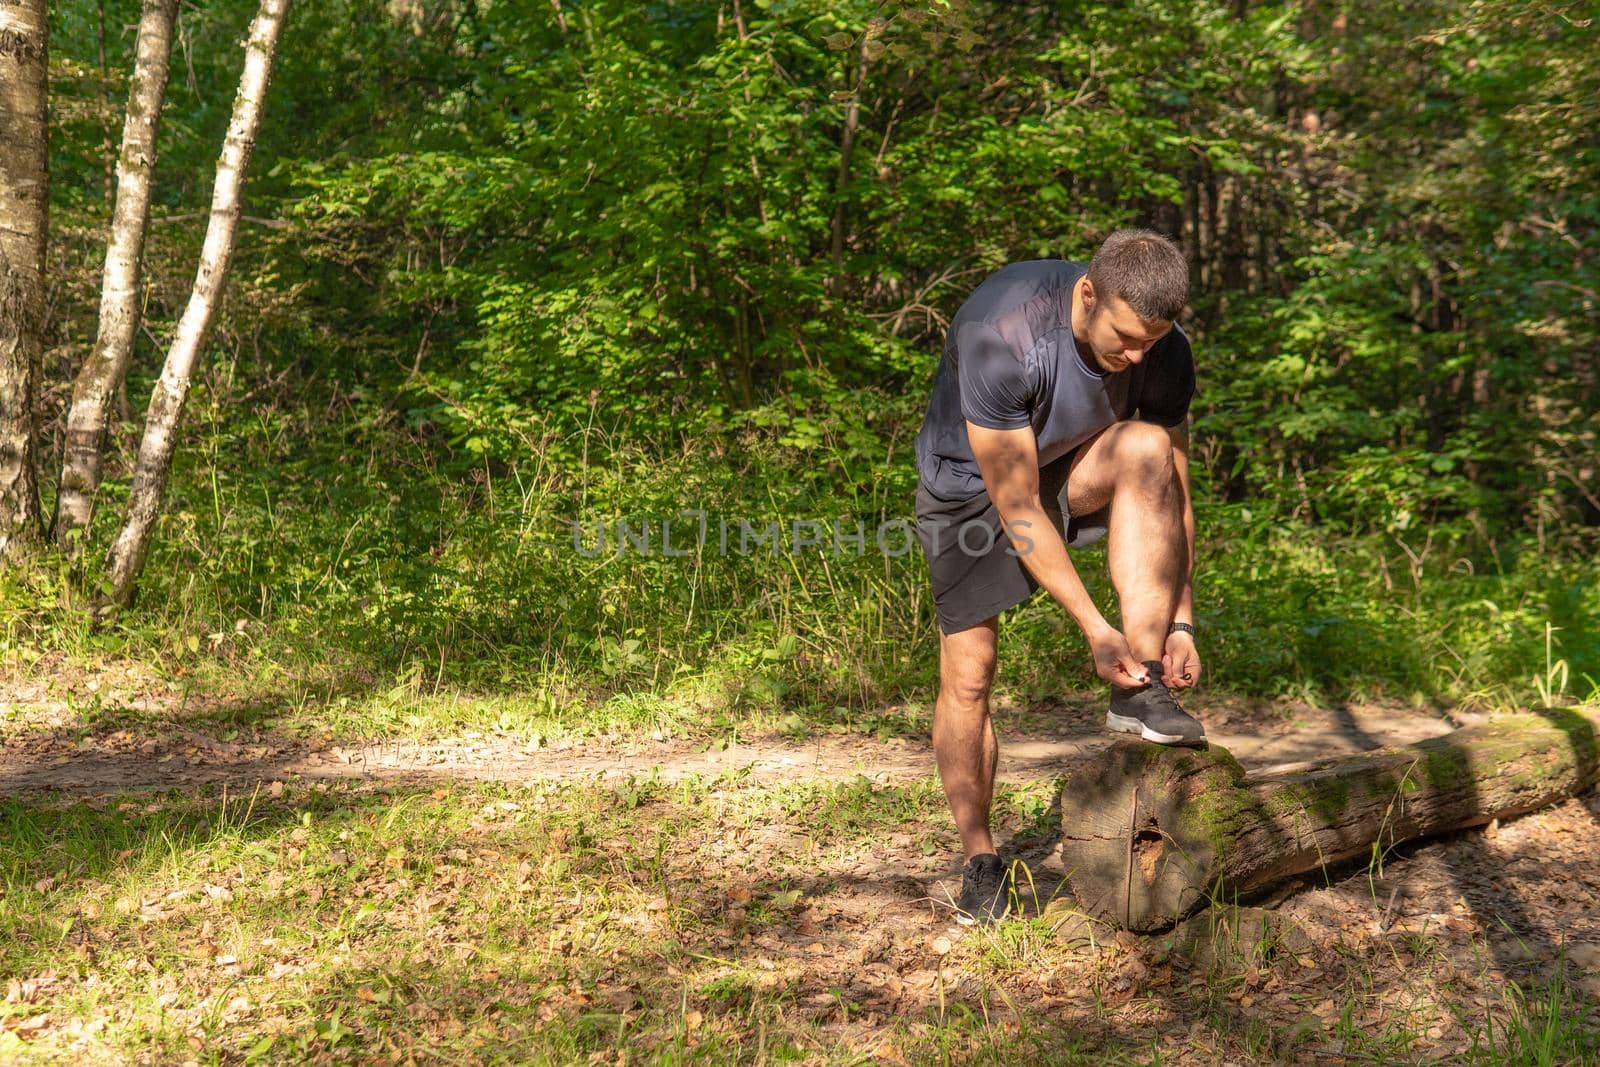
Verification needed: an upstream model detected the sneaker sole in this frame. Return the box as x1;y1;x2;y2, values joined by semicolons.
1106;710;1205;746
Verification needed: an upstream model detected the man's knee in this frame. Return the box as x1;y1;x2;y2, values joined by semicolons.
1114;420;1177;480
937;624;997;709
939;670;994;709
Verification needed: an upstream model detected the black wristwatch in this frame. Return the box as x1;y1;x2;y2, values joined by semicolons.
1168;622;1196;638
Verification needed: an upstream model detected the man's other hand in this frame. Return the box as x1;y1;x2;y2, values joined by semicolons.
1089;627;1149;687
1162;630;1201;689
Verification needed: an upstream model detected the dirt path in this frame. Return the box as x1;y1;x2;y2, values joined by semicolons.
0;694;1490;795
5;684;1597;1060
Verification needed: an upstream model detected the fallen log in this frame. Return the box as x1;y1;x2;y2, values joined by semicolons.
1055;705;1600;932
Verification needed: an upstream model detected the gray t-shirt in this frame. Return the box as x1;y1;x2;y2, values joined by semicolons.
913;258;1195;501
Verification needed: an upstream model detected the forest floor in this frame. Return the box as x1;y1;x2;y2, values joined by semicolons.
3;668;1598;1064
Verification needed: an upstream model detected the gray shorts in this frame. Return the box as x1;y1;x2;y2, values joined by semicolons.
914;449;1108;635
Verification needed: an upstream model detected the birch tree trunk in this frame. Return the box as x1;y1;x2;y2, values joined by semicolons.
104;0;291;605
0;0;49;559
53;0;179;552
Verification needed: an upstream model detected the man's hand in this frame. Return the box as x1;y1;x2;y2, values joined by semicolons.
1162;630;1202;689
966;421;1117;663
1089;626;1149;687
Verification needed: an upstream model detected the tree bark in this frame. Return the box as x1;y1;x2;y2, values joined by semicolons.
0;0;48;559
97;0;115;209
828;26;874;292
53;0;179;552
104;0;291;606
1056;706;1600;932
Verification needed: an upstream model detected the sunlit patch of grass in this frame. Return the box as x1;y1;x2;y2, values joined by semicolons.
9;408;1596;751
2;773;951;1057
0;775;1007;1061
970;912;1062;975
767;776;946;838
898;1001;1155;1065
3;772;1594;1063
1461;957;1600;1065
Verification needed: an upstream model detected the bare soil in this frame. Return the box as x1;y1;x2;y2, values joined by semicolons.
3;674;1598;1060
0;683;1489;796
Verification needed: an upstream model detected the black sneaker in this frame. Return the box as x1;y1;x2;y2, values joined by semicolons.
954;853;1013;926
1106;659;1206;746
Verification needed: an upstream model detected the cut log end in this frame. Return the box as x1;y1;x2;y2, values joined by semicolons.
1057;741;1247;932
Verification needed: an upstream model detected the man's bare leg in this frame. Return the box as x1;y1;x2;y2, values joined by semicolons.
1067;421;1187;659
1065;421;1202;745
932;616;1000;860
1104;427;1186;661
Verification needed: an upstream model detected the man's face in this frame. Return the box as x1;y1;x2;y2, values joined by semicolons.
1082;288;1172;374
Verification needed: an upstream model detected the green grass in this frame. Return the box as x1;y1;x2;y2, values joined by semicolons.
1463;958;1600;1066
3;774;1594;1064
2;382;1598;1062
3;405;1596;750
0;778;1095;1062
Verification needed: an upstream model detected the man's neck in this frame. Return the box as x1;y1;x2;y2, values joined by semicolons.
1069;274;1090;349
1068;274;1106;376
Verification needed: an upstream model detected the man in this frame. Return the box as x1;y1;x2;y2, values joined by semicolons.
912;229;1203;926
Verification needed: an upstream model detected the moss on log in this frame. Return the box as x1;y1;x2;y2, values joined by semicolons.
1055;705;1600;932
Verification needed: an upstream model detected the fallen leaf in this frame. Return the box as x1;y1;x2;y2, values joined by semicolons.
2;1014;50;1038
873;1041;909;1065
1568;943;1600;972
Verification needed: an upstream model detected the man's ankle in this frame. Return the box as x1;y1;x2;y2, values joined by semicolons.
962;845;998;863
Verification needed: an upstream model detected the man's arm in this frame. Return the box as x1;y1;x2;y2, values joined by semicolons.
966;420;1149;687
1163;420;1203;688
1169;422;1195;626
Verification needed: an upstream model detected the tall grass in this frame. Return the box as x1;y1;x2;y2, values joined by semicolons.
3;384;1596;733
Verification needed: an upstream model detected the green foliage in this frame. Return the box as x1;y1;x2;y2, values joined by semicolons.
13;0;1597;722
271;0;1331;466
7;394;1595;738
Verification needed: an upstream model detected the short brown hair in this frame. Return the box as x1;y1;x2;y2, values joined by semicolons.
1086;229;1189;322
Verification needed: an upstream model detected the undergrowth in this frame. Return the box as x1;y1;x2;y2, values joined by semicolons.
2;390;1595;741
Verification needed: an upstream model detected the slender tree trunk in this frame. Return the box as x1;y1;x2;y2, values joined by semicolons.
1220;176;1248;289
828;26;874;292
104;0;291;606
0;0;49;560
53;0;179;552
97;0;115;210
730;0;769;228
1184;173;1201;296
